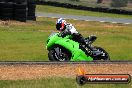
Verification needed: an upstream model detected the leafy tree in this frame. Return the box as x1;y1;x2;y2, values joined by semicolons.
69;0;80;2
111;0;128;7
97;0;103;3
128;0;132;3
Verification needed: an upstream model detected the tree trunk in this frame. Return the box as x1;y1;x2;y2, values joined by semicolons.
97;0;103;3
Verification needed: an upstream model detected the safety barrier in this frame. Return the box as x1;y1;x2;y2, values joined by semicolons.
36;1;132;15
0;0;36;22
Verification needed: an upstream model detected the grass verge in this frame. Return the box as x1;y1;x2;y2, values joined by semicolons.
0;77;131;88
36;5;132;19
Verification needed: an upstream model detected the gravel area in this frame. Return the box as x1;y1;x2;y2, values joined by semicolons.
0;64;131;80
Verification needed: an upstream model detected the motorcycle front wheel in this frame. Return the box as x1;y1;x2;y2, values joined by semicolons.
48;46;71;61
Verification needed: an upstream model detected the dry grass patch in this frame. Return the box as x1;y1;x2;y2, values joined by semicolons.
0;20;32;26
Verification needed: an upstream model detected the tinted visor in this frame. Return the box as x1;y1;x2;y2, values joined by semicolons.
56;23;62;30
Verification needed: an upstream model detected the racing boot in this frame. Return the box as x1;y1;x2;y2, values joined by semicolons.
84;39;102;57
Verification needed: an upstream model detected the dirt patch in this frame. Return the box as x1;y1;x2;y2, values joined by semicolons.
103;24;124;28
0;20;33;26
0;63;131;80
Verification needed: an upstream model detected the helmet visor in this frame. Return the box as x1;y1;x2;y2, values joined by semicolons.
56;23;62;31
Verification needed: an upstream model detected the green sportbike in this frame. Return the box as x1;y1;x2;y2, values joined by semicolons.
46;32;110;61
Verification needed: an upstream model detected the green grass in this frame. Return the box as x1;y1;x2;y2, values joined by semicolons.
36;5;132;19
0;31;47;61
0;17;132;61
0;77;131;88
0;18;55;61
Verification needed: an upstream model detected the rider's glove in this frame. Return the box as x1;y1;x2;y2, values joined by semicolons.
61;30;71;38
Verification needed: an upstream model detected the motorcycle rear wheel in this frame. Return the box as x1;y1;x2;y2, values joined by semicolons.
93;46;110;60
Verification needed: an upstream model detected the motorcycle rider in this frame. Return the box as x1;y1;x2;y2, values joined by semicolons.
56;18;96;56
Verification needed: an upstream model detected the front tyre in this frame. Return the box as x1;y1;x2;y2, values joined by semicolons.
48;46;71;61
93;46;110;60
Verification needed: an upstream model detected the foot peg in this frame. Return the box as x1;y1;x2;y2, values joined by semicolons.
92;50;102;56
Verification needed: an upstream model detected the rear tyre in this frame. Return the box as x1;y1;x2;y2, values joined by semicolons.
1;13;13;20
27;16;36;21
14;0;27;4
0;2;13;8
93;46;110;60
48;46;71;61
27;0;36;4
14;3;27;9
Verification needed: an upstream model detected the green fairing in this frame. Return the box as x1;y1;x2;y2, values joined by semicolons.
47;33;93;61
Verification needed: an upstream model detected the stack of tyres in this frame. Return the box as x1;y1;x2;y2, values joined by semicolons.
0;2;2;19
0;0;36;22
0;1;5;19
27;0;36;21
0;2;14;20
13;0;28;22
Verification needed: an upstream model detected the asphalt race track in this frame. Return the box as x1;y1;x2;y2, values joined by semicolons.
36;12;132;24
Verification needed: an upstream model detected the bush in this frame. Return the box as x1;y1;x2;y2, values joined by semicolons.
69;0;80;2
111;0;128;7
97;0;103;3
129;0;132;3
